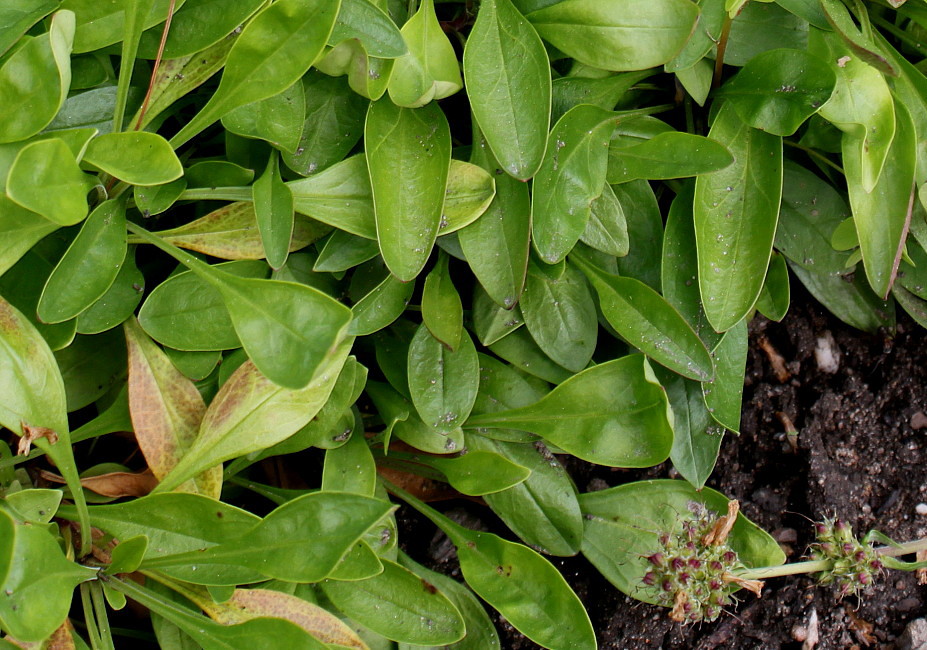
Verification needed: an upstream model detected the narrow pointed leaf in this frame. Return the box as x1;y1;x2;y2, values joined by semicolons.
408;324;479;434
464;0;551;179
253;153;295;270
421;253;463;350
467;356;674;467
580;183;629;257
606;132;733;183
661;371;724;490
701;318;747;433
37;198;126;324
694;102;783;331
366;100;451;281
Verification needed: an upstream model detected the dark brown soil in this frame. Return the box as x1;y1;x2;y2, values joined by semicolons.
399;291;927;649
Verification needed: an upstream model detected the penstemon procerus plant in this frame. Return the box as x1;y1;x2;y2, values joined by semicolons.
1;0;927;647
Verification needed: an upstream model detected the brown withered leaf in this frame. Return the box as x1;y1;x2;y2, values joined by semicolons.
40;468;159;498
135;202;329;260
124;318;221;497
17;423;58;456
703;499;739;546
6;617;76;649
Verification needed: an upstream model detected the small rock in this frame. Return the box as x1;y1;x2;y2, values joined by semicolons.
913;412;927;430
814;331;840;373
898;597;922;613
898;618;927;650
773;527;798;543
916;503;927;516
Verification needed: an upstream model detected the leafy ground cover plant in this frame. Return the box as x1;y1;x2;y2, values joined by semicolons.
2;0;927;647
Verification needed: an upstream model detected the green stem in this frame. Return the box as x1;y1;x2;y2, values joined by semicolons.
177;187;252;202
379;475;461;541
80;583;104;650
89;582;116;650
713;14;734;89
876;537;927;557
872;14;927;58
784;140;845;176
125;222;222;287
36;436;92;556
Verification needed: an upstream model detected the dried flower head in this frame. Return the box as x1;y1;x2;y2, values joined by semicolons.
810;517;883;598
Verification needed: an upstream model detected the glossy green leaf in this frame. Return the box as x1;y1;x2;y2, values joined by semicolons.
607;132;733;183
221;81;306;154
459;127;531;308
0;0;57;57
471;287;524;347
520;260;597;372
702;318;747;434
158;337;353;492
810;28;894;193
330;0;407;58
580;183;629;257
0;250;76;351
464;0;551;179
467;355;673;467
581;480;784;604
76;248;145;335
4;488;62;524
666;0;724;72
143;492;392;584
6;138;91;226
135;179;187;217
694;102;783;331
253;153;295;270
756;251;790;321
170;0;341;148
527;0;699;72
112;0;156;132
408;324;479;434
37;198;126;324
323;558;464;645
470;435;583;556
63;0;184;53
573;254;713;381
136;0;262;59
315;230;379;273
422;253;463;350
392;486;596;650
789;260;895;333
818;0;894;76
55;329;126;411
322;430;377;497
551;70;651;123
532;105;617;264
717;48;835;137
107;535;149;576
366;100;451;281
661;370;724;490
0;509;97;643
614;180;664;290
470;352;543;443
283;72;368;177
0;10;74;143
488;326;572;384
845;98;916;299
388;0;462;107
0;200;59;278
439;161;497;235
724;2;808;66
366;380;465;454
138;260;268;351
348;272;414;336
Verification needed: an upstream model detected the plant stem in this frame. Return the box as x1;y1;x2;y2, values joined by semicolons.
134;0;178;132
783;140;845;175
89;582;116;650
713;15;734;89
876;536;927;557
177;187;253;202
80;583;104;650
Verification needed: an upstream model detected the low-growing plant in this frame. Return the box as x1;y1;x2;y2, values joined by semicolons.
2;0;927;647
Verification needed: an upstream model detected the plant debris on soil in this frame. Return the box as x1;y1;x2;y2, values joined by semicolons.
398;288;927;649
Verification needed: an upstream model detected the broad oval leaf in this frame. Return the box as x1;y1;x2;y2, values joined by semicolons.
6;138;91;226
82;131;183;185
37;198;126;324
579;480;785;604
0;250;76;352
366;100;451;281
580;183;629;257
388;0;462;107
222;81;306;154
464;0;551;179
526;0;699;72
466;355;674;467
694;102;783;331
718;48;835;137
532;105;616;264
322;559;465;645
606;132;733;183
330;0;407;59
572;254;713;381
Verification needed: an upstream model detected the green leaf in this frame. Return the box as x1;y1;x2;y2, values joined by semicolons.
606;132;733;183
80;132;180;184
77;247;145;335
527;0;699;72
331;0;407;58
488;327;572;384
531;105;617;264
717;48;835;137
580;183;629;257
157;337;353;492
112;0;156;132
789;260;895;333
421;253;463;350
315;230;380;273
0;0;57;57
661;371;724;490
138;260;267;351
694;102;782;331
348;272;415;336
323;558;465;645
0;200;59;278
459;127;531;308
55;329;126;411
471;287;524;347
253;153;295;270
580;480;784;603
845;97;916;299
0;509;97;643
135;0;263;59
4;488;62;524
107;535;149;575
142;492;393;585
810;28;894;193
170;0;341;148
701;317;747;435
464;0;551;179
614;180;664;290
64;0;184;53
6;138;91;226
366;100;451;281
724;2;808;67
0;10;74;143
322;430;377;497
552;70;651;123
439;161;497;235
388;0;462;107
222;81;306;154
470;435;583;556
366;381;465;454
0;250;76;351
756;251;790;321
520;260;597;372
467;356;674;467
408;324;479;434
391;486;596;650
37;198;126;324
129;224;353;390
573;254;714;381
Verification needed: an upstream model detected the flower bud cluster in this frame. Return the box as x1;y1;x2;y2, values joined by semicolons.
810;518;884;598
642;501;746;623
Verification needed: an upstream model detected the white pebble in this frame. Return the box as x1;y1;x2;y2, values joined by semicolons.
915;503;927;516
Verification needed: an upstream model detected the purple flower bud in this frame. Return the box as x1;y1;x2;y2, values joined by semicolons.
709;579;723;590
855;550;867;562
820;542;834;554
647;553;664;566
723;551;737;564
871;560;884;571
814;522;828;536
662;580;673;592
685;541;696;552
835;518;847;532
678;572;690;584
709;561;723;572
659;533;670;546
643;572;656;586
688;558;702;569
671;557;685;571
683;601;692;613
858;572;870;585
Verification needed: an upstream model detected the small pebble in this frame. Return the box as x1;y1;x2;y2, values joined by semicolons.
916;503;927;516
898;618;927;650
913;412;927;430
